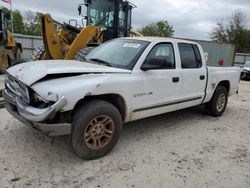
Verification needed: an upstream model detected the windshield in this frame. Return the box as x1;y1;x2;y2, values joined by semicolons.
87;0;115;28
85;39;150;70
244;62;250;68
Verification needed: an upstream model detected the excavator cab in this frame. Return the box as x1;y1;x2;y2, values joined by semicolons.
0;9;10;45
80;0;134;41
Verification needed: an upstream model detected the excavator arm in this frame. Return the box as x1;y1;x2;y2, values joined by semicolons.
41;14;103;60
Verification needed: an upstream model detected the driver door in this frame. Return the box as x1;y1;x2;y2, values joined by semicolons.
131;43;181;120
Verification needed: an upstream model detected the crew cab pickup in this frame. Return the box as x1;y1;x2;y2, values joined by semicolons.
3;37;241;159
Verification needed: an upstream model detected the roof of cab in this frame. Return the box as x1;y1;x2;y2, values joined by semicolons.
118;36;198;44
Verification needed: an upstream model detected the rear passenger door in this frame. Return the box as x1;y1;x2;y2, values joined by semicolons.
178;43;207;107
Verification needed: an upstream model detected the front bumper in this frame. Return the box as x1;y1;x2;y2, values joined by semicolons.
3;89;71;136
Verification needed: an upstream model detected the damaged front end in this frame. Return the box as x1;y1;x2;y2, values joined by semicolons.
3;75;71;136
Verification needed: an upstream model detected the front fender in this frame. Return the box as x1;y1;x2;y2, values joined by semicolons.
31;74;110;111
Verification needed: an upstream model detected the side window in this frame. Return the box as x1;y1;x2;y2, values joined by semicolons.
193;45;202;68
146;43;175;69
178;43;202;69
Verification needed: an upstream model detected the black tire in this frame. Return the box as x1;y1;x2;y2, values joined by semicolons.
0;100;4;109
6;55;11;69
72;100;122;160
75;47;95;62
15;47;22;61
11;47;26;66
205;86;228;117
31;46;46;61
0;90;3;109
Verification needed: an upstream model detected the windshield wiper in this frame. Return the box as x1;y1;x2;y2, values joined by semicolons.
89;58;112;67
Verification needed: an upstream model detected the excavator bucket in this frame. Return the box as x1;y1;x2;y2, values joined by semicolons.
65;25;102;60
42;14;65;59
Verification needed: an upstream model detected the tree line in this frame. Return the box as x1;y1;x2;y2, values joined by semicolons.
210;10;250;53
139;11;250;53
2;7;249;53
1;7;42;36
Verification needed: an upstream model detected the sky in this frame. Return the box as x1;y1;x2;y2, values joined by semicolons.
1;0;250;40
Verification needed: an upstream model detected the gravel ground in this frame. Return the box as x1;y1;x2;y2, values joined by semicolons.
0;75;249;188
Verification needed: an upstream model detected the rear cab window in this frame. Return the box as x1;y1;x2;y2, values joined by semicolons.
178;43;203;69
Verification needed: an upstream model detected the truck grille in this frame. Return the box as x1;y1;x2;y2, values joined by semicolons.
5;75;30;104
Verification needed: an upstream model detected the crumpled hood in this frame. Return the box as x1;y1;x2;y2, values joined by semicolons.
7;60;131;86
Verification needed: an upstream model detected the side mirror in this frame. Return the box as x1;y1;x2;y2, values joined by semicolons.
78;5;82;16
141;58;168;71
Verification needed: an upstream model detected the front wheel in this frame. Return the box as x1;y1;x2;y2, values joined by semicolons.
72;100;122;160
205;86;228;117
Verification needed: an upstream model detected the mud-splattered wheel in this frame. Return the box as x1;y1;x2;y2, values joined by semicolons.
84;115;115;150
205;86;228;117
72;100;122;160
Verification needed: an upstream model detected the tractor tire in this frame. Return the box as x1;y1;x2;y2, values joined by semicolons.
205;86;228;117
12;47;25;66
75;47;95;62
0;89;4;109
0;100;4;109
72;100;122;160
31;46;47;61
5;55;11;69
15;47;23;61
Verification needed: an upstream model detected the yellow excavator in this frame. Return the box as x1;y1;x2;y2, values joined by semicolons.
0;8;23;73
0;8;23;108
31;0;142;61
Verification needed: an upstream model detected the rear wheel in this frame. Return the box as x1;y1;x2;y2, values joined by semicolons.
205;86;228;117
75;47;95;62
31;46;47;61
72;100;122;160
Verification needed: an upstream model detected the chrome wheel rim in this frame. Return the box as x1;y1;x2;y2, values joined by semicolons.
82;115;115;150
216;93;226;112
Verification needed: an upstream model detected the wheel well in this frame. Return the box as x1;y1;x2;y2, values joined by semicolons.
74;94;127;121
217;80;230;93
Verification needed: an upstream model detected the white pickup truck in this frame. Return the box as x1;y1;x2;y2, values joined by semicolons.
3;37;241;159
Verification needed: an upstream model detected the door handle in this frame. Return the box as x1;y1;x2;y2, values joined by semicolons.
172;77;179;83
200;75;205;80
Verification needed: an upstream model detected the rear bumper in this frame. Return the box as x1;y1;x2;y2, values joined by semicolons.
3;89;71;136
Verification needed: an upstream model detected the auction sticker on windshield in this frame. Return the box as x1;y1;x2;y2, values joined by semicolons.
123;43;141;48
